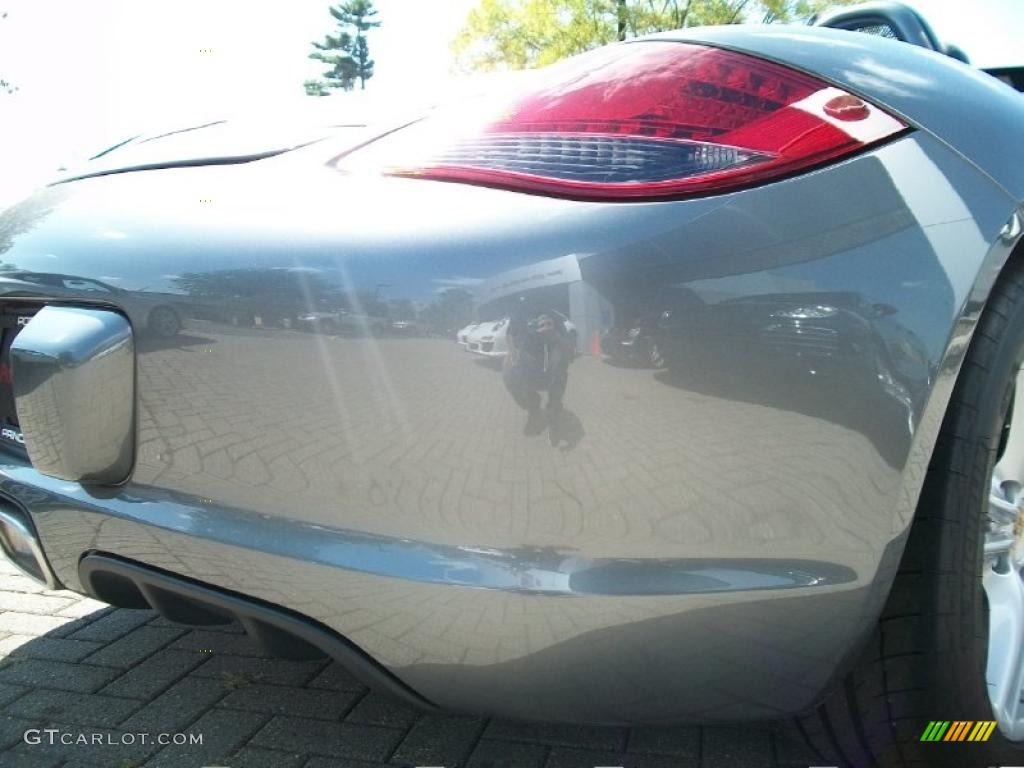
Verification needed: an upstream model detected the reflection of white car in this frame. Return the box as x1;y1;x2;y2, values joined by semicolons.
466;318;509;358
456;322;480;348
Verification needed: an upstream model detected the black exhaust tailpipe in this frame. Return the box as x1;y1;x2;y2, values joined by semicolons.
79;552;436;711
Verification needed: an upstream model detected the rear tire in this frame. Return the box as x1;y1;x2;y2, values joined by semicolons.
799;258;1024;768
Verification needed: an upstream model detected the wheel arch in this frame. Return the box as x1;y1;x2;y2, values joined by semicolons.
898;209;1024;544
797;208;1024;768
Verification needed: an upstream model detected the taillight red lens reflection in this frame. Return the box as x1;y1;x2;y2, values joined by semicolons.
341;42;907;201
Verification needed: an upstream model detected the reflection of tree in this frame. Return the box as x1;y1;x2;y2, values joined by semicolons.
0;190;61;261
354;293;388;318
171;269;475;333
173;268;339;325
419;288;474;336
388;298;417;321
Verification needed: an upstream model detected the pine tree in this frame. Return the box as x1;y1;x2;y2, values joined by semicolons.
303;79;331;97
454;0;857;70
1;12;16;95
307;1;380;94
309;29;359;92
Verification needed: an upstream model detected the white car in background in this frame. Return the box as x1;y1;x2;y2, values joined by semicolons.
456;322;480;348
465;315;579;359
466;318;509;358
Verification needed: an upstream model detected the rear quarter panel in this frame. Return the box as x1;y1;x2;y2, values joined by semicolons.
0;124;1020;721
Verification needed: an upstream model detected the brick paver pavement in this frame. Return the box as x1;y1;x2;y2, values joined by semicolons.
0;558;822;768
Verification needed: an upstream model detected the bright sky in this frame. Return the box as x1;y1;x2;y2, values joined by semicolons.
0;0;479;205
902;0;1023;68
0;0;1020;207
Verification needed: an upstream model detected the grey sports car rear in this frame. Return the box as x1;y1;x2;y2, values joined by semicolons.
2;23;1024;768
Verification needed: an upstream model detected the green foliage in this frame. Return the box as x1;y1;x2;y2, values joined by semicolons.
310;29;359;91
419;288;476;336
388;297;418;321
454;0;856;70
0;192;59;257
758;0;849;23
308;1;380;93
1;11;16;95
173;266;478;335
303;79;331;96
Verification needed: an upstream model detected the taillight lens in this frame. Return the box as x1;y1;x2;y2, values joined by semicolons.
338;41;906;201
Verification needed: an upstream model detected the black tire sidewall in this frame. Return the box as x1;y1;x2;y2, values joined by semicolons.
953;284;1024;761
907;272;1024;767
807;266;1024;768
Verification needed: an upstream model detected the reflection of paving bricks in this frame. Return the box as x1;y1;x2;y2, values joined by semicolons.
0;561;821;767
131;329;894;570
15;327;890;728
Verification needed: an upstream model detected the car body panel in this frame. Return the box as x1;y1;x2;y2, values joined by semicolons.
0;29;1023;723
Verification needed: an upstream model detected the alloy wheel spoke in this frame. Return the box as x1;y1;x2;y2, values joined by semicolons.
991;486;1021;525
986;368;1024;741
987;534;1016;557
984;565;1024;739
988;483;1020;558
1001;374;1024;485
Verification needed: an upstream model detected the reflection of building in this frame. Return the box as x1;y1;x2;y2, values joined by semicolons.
474;254;612;356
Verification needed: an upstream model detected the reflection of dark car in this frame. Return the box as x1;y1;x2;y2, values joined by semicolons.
651;291;931;450
0;272;183;337
653;292;926;385
601;314;662;368
602;288;706;369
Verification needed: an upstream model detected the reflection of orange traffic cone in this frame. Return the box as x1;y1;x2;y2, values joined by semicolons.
590;330;601;357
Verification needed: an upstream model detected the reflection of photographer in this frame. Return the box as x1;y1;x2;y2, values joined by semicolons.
503;305;575;436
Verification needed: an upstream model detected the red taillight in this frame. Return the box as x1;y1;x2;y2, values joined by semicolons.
339;42;906;201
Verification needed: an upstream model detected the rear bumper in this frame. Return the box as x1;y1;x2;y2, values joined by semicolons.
79;552;435;711
1;462;900;724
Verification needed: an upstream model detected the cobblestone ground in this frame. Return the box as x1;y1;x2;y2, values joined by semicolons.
0;559;823;768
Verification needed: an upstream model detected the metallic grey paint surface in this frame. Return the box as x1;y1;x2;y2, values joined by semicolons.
0;28;1022;723
11;306;135;484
